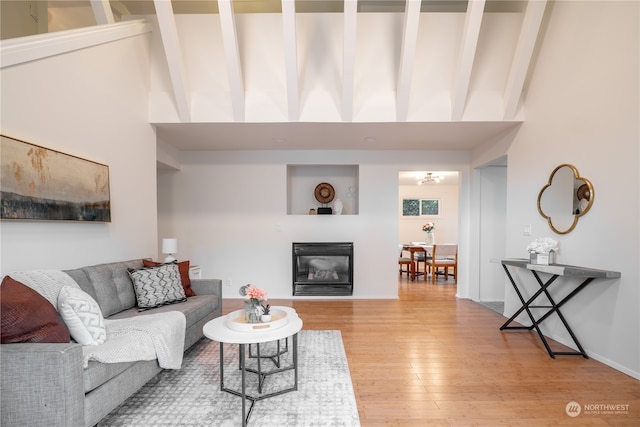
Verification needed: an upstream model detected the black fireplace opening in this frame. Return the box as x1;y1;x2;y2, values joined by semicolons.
292;242;353;296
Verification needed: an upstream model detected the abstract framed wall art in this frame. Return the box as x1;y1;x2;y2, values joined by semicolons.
420;198;440;216
1;135;111;222
402;199;420;216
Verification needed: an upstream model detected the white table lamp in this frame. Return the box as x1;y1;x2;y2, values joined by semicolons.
162;238;178;263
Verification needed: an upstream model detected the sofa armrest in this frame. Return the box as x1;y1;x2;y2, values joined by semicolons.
1;343;85;427
190;278;222;297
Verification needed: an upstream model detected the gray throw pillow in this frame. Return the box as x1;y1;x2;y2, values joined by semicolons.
128;262;187;311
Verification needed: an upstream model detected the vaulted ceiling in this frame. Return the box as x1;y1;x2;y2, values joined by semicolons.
52;1;550;150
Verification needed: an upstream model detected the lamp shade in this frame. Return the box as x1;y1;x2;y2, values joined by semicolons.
162;238;178;254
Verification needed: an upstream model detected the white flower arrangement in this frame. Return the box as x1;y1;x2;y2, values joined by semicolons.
526;237;559;254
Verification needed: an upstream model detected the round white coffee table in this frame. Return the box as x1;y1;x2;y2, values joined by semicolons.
203;306;303;427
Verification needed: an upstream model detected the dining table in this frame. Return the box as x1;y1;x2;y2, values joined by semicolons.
401;243;433;280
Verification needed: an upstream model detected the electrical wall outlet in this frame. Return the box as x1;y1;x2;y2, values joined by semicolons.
224;278;232;287
523;224;532;236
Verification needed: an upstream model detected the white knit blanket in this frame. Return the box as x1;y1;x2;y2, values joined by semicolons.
9;270;80;307
82;311;186;369
10;269;186;369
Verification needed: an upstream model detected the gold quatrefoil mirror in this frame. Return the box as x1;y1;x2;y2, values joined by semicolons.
537;164;594;234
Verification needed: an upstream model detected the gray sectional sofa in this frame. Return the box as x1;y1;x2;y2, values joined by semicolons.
0;259;222;427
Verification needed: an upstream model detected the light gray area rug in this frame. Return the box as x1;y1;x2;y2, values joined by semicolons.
99;330;360;426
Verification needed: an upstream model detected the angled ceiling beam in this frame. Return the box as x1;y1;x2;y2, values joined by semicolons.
154;0;191;121
110;1;132;19
503;0;547;119
282;0;299;121
396;0;421;122
218;0;245;121
90;0;115;25
342;0;357;122
451;0;485;121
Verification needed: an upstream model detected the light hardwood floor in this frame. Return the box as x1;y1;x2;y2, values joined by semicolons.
222;275;639;426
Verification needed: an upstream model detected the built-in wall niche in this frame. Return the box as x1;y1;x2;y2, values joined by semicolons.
287;165;359;215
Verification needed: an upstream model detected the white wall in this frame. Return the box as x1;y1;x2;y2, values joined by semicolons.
0;28;158;273
157;150;471;300
398;184;459;244
503;1;639;378
478;166;507;302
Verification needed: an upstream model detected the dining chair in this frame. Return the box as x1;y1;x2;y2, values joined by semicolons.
414;248;431;280
398;246;414;278
428;244;458;284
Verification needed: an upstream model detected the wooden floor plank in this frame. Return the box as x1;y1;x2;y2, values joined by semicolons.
222;276;640;425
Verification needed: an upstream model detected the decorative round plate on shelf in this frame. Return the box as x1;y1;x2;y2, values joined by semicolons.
314;182;335;203
577;183;591;201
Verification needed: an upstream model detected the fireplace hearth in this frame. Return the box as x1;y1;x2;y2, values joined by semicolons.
292;242;353;296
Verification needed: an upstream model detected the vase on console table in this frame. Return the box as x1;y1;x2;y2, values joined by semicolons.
425;232;435;245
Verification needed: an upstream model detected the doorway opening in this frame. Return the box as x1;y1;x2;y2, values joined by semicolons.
476;157;507;311
398;170;459;287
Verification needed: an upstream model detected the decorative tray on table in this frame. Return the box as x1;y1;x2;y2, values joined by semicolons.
225;308;289;332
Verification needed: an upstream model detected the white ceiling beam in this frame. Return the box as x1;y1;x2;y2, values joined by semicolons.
90;0;115;25
503;0;547;120
396;0;421;122
218;0;245;121
110;1;132;19
342;0;357;122
282;0;299;121
154;0;191;121
451;0;485;121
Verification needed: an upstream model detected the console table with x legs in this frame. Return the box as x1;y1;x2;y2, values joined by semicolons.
500;259;621;359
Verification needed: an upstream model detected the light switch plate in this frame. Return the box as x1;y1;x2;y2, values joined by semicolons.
523;225;532;236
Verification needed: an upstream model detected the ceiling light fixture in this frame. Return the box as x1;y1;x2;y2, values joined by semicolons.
418;172;444;185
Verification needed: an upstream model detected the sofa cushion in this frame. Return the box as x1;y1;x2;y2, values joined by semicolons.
143;259;195;297
128;263;187;311
65;260;142;317
4;270;81;308
1;276;70;343
109;294;218;328
58;286;106;346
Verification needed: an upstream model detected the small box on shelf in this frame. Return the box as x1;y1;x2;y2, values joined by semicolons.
529;251;556;265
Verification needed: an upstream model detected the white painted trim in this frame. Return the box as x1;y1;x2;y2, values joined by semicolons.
90;0;115;25
452;0;485;121
342;0;357;122
503;0;547;119
0;20;150;69
396;0;421;122
154;0;192;121
218;0;245;122
282;0;299;121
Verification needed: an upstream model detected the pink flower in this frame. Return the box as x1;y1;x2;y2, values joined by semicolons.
422;222;435;232
244;285;268;302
